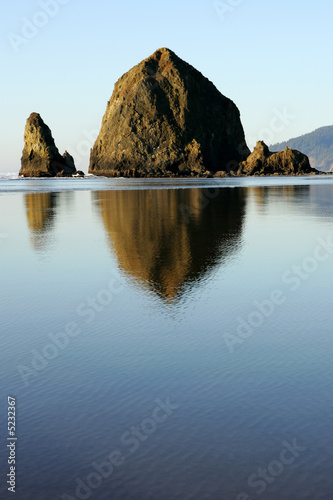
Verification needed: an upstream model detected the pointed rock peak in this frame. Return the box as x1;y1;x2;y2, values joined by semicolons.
28;112;43;123
24;113;54;138
254;141;270;155
23;112;58;153
140;47;185;78
19;113;76;177
146;47;177;63
62;151;76;170
156;47;174;54
153;47;175;57
26;113;53;137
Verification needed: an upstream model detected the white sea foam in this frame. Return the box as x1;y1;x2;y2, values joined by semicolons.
0;172;19;180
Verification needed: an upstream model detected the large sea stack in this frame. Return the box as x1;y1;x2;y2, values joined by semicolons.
89;48;250;177
19;113;76;177
237;141;319;176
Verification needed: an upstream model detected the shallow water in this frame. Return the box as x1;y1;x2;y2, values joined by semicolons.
1;178;333;499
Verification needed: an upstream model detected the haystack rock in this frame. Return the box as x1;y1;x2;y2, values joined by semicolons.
237;141;319;176
89;48;250;177
19;113;76;177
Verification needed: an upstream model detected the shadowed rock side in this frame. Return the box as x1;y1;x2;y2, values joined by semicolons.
89;48;250;177
25;192;58;251
238;141;318;176
94;188;246;301
19;113;76;177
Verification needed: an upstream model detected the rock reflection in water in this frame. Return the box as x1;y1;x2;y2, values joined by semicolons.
25;192;58;251
94;188;246;301
250;185;311;208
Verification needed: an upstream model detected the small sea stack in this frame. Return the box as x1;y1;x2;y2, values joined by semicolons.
19;113;77;177
237;141;319;176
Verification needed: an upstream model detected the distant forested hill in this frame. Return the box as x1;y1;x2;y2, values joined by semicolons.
270;125;333;172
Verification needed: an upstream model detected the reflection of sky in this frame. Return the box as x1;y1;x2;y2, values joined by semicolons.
233;185;333;303
309;184;333;214
1;183;333;499
1;183;333;346
0;191;121;330
2;183;333;313
1;183;333;333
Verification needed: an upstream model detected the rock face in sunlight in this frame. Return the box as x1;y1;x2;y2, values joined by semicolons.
89;47;250;177
19;113;77;177
237;141;319;176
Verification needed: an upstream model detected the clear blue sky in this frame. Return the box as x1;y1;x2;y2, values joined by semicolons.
1;0;332;173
